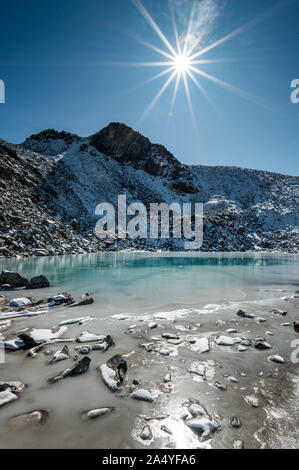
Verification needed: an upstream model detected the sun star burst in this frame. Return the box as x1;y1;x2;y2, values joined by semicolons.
173;53;191;73
110;0;280;129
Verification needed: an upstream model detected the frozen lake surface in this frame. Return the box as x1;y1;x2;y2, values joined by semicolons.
0;253;298;449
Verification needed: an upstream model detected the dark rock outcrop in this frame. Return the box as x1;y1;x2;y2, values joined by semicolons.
28;275;50;289
90;122;151;164
0;271;28;288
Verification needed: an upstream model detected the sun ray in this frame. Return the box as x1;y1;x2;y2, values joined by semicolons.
135;66;176;90
101;61;174;67
137;69;177;124
189;65;270;110
186;69;217;111
191;58;249;65
132;0;177;57
128;33;174;60
182;0;196;56
169;0;182;56
182;70;198;136
169;70;181;115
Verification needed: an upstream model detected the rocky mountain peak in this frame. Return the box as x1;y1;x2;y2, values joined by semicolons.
22;129;81;156
24;128;79;143
90;122;151;163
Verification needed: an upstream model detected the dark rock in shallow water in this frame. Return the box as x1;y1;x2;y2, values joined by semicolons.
230;416;241;428
0;284;18;291
255;340;272;350
214;382;227;391
0;381;26;394
140;425;153;440
161;425;172;435
293;321;299;333
0;270;28;288
272;309;288;316
18;333;39;350
68;297;94;307
48;345;69;363
104;335;115;351
237;310;255;319
48;357;91;384
47;293;74;307
27;275;50;289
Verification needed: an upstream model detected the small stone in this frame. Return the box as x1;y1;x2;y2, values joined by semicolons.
186;417;219;438
188;366;205;377
244;395;259;408
237;310;255;319
78;345;91;354
231;416;241;428
92;343;105;350
272;309;288;316
161;425;172;435
162;333;179;340
256;317;266;323
255;340;272;350
163;373;171;383
188;403;207;417
268;355;285;364
215;334;241;346
214;382;227;391
159;349;169;356
227;376;239;383
140;425;152;440
82;407;113;420
130;389;154;402
233;439;244;449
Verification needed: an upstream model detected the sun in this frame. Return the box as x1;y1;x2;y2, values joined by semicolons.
173;54;191;73
111;0;269;128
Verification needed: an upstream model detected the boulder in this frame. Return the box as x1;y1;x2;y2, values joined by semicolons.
130;389;154;402
0;270;28;288
28;275;50;289
48;357;91;384
9;297;32;307
99;355;127;391
81;407;113;421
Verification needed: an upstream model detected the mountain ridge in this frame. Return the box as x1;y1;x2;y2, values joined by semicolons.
0;122;298;256
22;123;298;177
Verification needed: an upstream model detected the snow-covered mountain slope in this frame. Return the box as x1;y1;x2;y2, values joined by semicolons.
1;122;298;256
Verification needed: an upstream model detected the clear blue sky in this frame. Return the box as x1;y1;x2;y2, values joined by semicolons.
0;0;298;175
